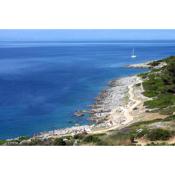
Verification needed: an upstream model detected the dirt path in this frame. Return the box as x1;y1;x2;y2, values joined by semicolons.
122;78;142;124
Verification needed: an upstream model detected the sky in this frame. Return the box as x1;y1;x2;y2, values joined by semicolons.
0;29;175;41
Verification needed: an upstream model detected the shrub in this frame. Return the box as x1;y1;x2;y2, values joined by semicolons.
144;94;175;109
148;61;161;67
29;138;44;145
136;128;149;138
18;136;29;141
160;106;175;115
142;56;175;116
136;83;141;87
74;133;87;139
139;72;149;79
147;129;171;141
83;135;101;143
163;115;175;121
53;138;66;146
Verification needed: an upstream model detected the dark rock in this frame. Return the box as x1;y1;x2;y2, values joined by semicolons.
74;110;85;117
133;107;138;110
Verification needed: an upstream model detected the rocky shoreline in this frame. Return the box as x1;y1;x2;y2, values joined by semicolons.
127;60;166;69
127;61;153;68
90;76;139;124
32;75;142;140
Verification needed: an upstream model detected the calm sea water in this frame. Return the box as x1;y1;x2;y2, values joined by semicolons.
0;40;175;139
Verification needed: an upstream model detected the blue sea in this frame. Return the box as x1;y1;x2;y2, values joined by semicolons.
0;40;175;139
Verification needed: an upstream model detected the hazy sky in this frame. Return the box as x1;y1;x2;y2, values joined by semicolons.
0;29;175;41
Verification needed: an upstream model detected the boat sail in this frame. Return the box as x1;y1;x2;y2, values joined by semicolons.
131;48;136;58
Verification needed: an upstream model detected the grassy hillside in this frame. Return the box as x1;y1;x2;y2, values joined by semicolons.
140;56;175;115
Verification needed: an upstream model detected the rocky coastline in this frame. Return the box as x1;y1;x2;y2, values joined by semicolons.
33;75;142;140
127;60;166;69
90;76;139;124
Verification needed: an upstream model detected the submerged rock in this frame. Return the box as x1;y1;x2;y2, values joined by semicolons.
74;110;85;117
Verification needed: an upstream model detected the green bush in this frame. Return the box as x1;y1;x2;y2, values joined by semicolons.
53;138;66;146
163;115;175;121
139;72;149;79
74;133;87;139
136;128;149;138
147;129;172;141
148;61;161;67
160;106;175;115
18;136;29;141
144;95;175;109
136;83;141;87
83;135;101;143
142;56;175;116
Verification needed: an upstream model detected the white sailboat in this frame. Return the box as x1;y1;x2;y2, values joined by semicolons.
131;48;136;58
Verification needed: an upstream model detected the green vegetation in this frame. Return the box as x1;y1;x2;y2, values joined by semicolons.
148;60;163;67
145;95;175;109
147;128;172;141
74;133;87;140
139;72;149;79
6;136;30;145
102;132;133;145
53;138;66;146
18;136;29;141
29;138;44;145
82;135;102;144
0;140;6;145
130;119;163;127
163;115;175;121
142;56;175;115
